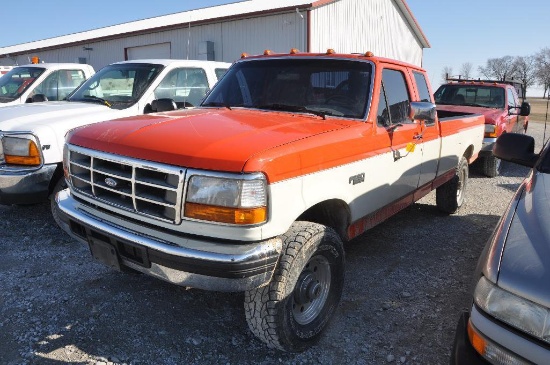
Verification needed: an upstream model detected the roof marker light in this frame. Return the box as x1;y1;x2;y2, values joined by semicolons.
240;52;249;59
326;49;336;55
290;48;300;54
263;49;273;55
364;51;374;57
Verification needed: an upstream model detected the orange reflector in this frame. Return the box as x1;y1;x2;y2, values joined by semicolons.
484;131;498;138
5;140;41;166
326;49;335;54
364;51;374;57
467;319;486;356
240;52;249;59
185;202;267;225
263;49;273;55
290;48;300;54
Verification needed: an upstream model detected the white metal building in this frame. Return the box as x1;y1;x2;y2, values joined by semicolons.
0;0;429;70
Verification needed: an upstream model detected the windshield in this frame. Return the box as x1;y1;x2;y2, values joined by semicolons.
202;58;373;119
434;85;505;108
0;66;45;102
68;63;164;109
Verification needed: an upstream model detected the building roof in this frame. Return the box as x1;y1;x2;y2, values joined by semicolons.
0;0;429;55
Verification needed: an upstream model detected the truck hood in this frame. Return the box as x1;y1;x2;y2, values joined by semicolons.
68;108;350;172
437;104;503;125
0;101;112;132
498;172;550;308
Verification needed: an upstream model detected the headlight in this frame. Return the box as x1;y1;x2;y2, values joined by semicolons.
484;125;498;138
474;276;550;344
184;174;267;225
1;136;41;166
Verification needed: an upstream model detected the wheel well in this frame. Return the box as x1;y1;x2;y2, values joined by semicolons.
296;199;350;242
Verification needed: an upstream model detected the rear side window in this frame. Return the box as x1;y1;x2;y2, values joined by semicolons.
377;69;411;127
413;71;431;102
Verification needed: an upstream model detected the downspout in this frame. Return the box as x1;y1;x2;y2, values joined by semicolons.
307;9;311;52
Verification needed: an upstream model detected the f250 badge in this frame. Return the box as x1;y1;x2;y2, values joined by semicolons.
349;173;365;185
105;177;118;188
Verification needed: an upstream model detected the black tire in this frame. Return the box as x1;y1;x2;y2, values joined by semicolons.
244;222;345;352
50;177;67;229
436;156;468;214
481;155;501;178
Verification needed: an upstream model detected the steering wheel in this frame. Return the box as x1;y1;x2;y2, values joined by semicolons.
326;94;351;105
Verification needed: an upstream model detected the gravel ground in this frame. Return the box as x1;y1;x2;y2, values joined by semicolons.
1;122;547;365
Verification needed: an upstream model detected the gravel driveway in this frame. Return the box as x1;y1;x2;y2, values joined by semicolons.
1;122;546;365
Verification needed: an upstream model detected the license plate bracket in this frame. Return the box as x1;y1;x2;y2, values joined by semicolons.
88;237;121;271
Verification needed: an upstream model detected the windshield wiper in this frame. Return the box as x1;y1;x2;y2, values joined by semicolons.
81;95;112;107
257;104;327;119
202;101;232;110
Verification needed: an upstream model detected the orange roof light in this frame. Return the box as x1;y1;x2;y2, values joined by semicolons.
289;48;300;54
364;51;375;57
240;52;249;59
326;49;336;55
31;56;39;64
263;49;273;55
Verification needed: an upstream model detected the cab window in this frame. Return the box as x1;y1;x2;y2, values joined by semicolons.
377;69;411;127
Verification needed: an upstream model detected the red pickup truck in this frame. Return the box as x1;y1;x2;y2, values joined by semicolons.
434;79;530;177
56;50;485;351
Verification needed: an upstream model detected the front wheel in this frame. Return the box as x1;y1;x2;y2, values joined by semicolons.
50;177;67;229
481;155;501;178
436;156;468;214
244;222;345;352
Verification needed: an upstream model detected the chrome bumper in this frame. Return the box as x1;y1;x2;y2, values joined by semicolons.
56;189;282;292
0;164;57;205
479;137;497;156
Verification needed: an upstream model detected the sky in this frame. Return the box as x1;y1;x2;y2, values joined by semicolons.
0;0;548;95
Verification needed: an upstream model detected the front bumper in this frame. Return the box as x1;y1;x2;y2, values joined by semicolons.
0;164;57;205
479;137;497;157
56;189;282;292
450;311;488;365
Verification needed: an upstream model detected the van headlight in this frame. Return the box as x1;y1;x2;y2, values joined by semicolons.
1;135;41;166
184;174;267;225
474;276;550;344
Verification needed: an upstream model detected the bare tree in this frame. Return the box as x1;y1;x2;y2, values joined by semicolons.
478;56;517;80
441;66;453;83
460;62;473;79
512;56;537;98
535;48;550;98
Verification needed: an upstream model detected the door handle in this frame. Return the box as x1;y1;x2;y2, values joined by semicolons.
413;134;423;140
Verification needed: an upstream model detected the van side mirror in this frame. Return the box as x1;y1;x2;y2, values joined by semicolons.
493;133;538;167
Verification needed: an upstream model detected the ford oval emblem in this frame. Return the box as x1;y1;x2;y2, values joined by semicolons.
105;177;118;188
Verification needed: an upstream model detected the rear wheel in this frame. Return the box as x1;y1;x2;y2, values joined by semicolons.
244;222;345;352
436;156;468;214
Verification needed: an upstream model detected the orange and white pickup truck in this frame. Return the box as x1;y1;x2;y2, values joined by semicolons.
56;50;484;351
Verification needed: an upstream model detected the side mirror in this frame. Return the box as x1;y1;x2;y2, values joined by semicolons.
519;101;530;116
25;94;49;103
493;133;538;168
508;101;531;116
152;98;177;112
410;101;436;124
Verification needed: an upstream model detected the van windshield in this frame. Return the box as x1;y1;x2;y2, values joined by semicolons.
0;67;45;102
202;58;373;119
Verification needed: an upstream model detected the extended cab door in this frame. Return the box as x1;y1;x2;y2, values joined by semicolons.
375;67;423;201
411;71;440;187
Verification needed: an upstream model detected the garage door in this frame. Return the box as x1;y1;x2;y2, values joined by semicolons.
126;43;171;60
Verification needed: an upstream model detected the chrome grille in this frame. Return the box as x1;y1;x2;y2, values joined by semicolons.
67;145;185;224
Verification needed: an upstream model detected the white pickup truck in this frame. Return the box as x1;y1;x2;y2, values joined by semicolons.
0;63;95;106
0;59;231;221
